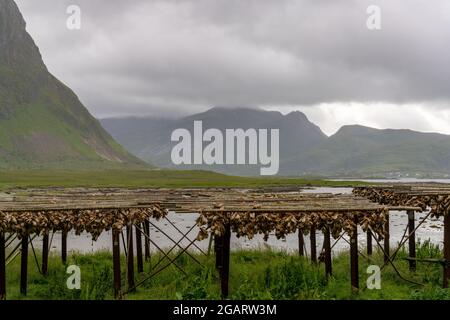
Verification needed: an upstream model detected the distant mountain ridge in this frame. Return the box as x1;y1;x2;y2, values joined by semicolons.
102;107;327;176
101;107;450;178
0;0;144;169
4;0;447;176
282;124;450;177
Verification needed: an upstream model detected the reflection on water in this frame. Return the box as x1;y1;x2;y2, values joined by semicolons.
334;178;450;184
20;186;445;256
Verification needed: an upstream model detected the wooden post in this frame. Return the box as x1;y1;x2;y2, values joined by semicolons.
112;230;122;299
207;233;214;256
126;225;135;291
20;235;28;296
221;223;231;298
350;218;359;293
444;214;450;288
135;224;144;273
298;229;304;257
42;233;49;276
384;212;390;263
144;220;150;261
61;230;67;264
0;232;6;300
310;225;317;264
215;235;223;270
323;227;332;278
407;210;416;272
367;230;373;256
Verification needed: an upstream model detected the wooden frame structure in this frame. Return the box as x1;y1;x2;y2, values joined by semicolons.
0;187;427;299
354;184;450;288
0;188;170;299
161;189;420;296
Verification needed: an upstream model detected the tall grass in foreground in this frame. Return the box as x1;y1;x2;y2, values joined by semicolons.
4;241;450;300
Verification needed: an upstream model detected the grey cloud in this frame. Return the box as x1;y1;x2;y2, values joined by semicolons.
14;0;450;119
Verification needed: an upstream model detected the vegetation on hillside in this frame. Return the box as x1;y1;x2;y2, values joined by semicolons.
283;125;450;178
0;0;144;169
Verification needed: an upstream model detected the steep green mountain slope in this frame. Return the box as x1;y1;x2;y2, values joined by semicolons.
0;0;144;169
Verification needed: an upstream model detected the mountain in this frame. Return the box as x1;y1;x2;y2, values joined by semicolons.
281;125;450;177
101;107;327;175
102;109;450;178
0;0;144;169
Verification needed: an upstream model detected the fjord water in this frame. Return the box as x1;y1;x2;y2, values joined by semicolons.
24;179;448;255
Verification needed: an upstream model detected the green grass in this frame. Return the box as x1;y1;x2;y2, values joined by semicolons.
0;169;371;191
4;241;449;300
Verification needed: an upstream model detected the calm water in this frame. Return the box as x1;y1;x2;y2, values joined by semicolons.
21;183;445;256
334;178;450;184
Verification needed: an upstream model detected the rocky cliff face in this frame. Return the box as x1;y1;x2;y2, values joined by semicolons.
0;0;145;169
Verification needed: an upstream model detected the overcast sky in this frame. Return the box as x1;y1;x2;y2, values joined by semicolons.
14;0;450;135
